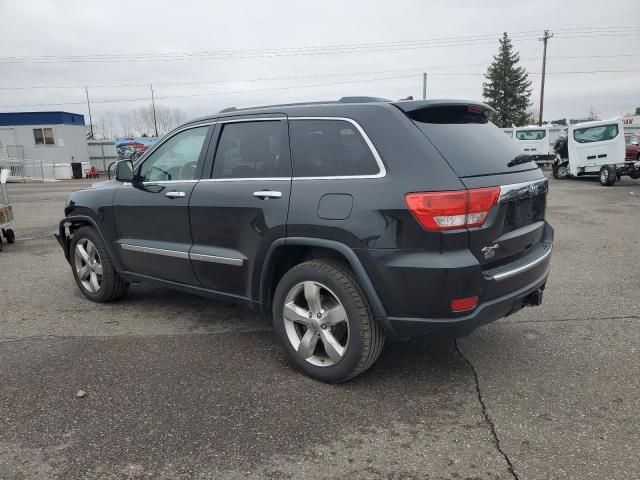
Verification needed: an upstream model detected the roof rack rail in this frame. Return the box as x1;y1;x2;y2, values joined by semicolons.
219;96;391;113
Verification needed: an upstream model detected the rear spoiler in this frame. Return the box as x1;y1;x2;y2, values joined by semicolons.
392;99;495;115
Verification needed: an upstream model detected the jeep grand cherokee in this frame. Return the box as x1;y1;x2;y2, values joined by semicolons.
56;98;553;383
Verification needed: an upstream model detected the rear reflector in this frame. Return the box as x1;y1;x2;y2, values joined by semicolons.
451;296;479;312
405;187;500;231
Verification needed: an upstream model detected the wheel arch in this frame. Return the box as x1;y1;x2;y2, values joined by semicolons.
259;237;387;320
56;215;122;270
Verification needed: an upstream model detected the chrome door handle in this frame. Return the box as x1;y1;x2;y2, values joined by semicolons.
165;191;186;198
253;190;282;199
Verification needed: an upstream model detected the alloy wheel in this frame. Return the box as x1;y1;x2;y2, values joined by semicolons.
74;238;103;293
282;281;350;367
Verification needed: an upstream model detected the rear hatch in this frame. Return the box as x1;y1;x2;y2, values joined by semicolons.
395;101;550;274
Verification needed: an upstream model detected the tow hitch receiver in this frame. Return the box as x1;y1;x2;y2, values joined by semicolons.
523;289;544;307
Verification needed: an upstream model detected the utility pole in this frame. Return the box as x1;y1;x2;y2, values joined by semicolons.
422;72;427;100
150;84;159;137
538;30;553;126
85;86;94;139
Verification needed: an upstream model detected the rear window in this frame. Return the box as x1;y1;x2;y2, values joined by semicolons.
289;119;380;177
573;124;619;144
515;129;546;140
405;105;535;178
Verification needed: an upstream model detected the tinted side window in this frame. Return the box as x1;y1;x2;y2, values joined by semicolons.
290;120;379;177
213;121;288;179
573;124;619;144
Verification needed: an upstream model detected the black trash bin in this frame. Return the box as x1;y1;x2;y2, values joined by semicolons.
71;162;83;179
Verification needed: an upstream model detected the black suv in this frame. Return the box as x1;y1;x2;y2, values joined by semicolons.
57;98;553;382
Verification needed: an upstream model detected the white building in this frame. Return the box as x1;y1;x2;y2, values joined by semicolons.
0;111;89;164
623;115;640;134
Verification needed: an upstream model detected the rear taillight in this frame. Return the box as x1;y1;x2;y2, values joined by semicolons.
405;187;500;231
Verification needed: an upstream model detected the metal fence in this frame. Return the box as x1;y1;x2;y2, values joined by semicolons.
88;140;118;173
0;159;58;182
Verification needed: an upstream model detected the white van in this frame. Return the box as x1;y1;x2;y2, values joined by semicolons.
552;118;640;186
511;125;564;165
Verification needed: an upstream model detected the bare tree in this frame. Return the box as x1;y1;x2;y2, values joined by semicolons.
118;112;136;137
135;104;186;136
114;105;187;138
95;113;116;139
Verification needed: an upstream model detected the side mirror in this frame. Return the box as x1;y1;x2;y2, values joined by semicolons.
115;160;134;182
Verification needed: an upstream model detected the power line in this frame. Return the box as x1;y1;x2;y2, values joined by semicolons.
1;54;638;91
0;28;636;64
2;68;639;109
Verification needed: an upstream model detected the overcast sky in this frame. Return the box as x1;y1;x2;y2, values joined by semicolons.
0;0;638;126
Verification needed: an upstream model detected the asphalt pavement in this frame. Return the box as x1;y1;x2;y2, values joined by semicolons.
0;174;638;479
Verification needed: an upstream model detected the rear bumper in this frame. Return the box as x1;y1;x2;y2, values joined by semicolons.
380;264;550;340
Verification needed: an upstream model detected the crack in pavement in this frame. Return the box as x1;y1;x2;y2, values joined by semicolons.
454;339;521;480
2;314;637;344
0;327;273;344
499;314;640;325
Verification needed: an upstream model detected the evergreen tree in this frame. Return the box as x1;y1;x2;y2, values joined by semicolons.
483;33;532;127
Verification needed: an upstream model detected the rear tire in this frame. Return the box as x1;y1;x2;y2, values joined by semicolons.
70;226;128;302
272;259;385;383
599;165;617;186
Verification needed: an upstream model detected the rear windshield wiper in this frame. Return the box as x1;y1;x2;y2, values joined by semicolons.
507;154;533;168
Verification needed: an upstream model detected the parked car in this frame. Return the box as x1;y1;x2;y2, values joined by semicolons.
56;98;554;383
625;132;640;161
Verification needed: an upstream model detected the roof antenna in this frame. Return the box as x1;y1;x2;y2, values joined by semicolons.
399;96;414;101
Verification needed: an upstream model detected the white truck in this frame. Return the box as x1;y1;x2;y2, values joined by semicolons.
552;118;640;186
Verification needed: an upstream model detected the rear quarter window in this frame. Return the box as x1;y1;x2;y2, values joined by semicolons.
289;119;380;178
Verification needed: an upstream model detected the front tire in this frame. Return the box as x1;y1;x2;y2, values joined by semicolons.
70;226;128;302
552;161;569;179
272;259;385;383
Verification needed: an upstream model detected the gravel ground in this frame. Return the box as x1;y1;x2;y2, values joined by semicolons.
0;174;638;479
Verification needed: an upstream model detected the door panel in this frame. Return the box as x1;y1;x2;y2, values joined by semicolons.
114;181;198;283
189;117;291;299
113;124;213;284
189;179;291;296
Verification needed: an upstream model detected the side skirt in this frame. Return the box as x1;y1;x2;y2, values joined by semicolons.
121;271;259;311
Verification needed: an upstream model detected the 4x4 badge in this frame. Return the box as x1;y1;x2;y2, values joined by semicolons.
481;244;500;260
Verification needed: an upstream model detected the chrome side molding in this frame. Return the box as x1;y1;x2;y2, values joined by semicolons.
120;243;244;266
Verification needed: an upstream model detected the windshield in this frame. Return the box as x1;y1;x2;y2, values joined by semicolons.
405;105;537;177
